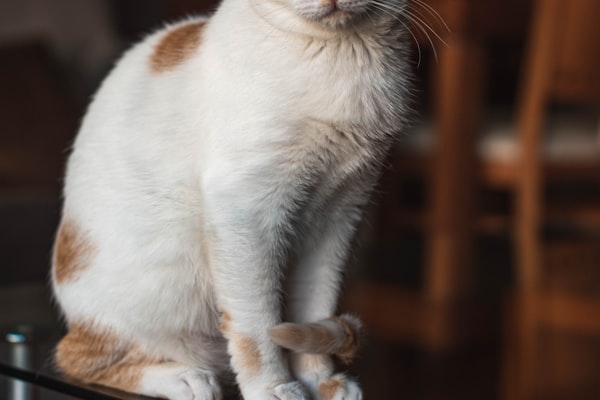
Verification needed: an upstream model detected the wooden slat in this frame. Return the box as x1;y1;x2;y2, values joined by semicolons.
482;160;600;188
546;204;600;228
551;0;600;102
391;155;600;189
539;292;600;334
342;281;498;350
419;0;530;37
476;214;512;234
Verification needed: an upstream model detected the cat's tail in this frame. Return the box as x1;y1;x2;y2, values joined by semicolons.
269;314;362;364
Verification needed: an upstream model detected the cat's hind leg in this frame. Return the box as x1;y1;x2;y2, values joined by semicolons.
55;323;222;400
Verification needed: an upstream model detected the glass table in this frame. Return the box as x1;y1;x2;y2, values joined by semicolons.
0;284;240;400
0;360;151;399
0;283;126;399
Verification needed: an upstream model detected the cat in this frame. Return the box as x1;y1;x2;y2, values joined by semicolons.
50;0;413;398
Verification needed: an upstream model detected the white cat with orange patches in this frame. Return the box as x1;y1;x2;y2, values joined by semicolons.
51;0;413;398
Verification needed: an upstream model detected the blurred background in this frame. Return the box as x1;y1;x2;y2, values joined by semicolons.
0;0;598;399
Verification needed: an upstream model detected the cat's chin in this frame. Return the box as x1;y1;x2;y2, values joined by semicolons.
248;0;386;37
303;9;368;31
291;0;374;31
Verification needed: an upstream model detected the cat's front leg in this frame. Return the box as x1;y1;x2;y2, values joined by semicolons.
214;251;309;399
205;186;309;400
217;299;308;400
283;204;367;400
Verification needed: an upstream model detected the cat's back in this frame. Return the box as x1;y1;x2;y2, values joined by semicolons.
54;18;217;325
75;17;210;146
64;18;214;222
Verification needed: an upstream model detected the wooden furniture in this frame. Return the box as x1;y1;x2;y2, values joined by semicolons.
346;0;531;351
422;0;531;306
0;42;77;189
501;0;600;398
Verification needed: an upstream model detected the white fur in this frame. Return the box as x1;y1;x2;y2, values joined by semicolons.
52;0;411;398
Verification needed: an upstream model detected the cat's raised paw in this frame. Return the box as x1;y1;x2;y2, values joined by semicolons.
317;374;362;400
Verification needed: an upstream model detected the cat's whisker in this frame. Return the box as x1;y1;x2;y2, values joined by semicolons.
368;3;422;67
406;4;432;32
372;1;434;65
402;20;423;67
401;10;439;62
408;2;448;43
373;2;438;63
413;0;450;33
370;0;406;17
402;8;447;47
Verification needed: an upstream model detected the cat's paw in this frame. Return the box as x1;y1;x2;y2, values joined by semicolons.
317;374;362;400
290;353;358;399
271;381;311;400
244;381;310;400
179;369;222;400
140;365;222;400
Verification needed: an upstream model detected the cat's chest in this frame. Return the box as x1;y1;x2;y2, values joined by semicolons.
207;31;393;127
279;120;384;195
303;121;378;169
204;118;381;204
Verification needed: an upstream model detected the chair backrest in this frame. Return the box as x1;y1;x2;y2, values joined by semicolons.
514;0;600;288
550;0;600;103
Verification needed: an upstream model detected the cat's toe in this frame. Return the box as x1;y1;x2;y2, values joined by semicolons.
271;381;311;400
180;369;222;400
317;374;362;400
140;365;222;400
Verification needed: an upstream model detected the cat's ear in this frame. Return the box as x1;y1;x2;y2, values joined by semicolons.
269;314;362;364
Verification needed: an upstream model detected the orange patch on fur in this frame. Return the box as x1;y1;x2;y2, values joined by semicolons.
233;335;262;377
218;313;263;377
53;219;96;284
219;312;232;333
319;376;345;400
150;21;206;73
55;322;158;393
331;316;360;364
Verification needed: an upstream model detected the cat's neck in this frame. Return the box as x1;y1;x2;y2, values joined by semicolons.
208;0;410;132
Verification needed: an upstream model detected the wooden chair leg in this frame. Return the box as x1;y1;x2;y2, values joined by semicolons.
501;295;519;400
501;292;540;400
425;33;485;304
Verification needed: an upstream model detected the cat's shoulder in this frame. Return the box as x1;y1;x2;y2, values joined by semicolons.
146;17;210;74
112;16;211;78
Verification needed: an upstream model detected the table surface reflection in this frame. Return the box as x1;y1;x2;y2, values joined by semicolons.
0;325;157;400
0;283;179;400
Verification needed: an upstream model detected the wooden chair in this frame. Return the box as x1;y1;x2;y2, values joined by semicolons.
346;0;531;352
502;0;600;398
